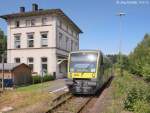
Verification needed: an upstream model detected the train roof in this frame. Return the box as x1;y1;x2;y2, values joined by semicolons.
71;50;102;54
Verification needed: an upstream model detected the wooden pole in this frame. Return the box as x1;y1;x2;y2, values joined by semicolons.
2;54;4;91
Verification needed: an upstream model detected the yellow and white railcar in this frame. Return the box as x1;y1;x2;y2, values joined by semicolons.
65;50;112;94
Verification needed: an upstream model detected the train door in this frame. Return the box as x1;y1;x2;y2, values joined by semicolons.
99;54;104;86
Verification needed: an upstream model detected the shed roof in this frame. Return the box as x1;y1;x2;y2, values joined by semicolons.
0;63;29;71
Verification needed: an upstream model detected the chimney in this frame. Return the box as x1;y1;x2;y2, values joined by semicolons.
20;7;25;13
32;3;38;11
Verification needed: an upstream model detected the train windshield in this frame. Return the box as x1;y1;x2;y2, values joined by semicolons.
70;52;98;72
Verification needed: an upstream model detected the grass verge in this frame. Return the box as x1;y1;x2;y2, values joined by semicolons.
104;69;150;113
0;81;58;113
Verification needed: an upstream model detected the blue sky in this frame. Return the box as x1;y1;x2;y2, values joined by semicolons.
0;0;150;55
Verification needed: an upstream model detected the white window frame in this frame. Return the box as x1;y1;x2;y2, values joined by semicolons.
15;20;20;28
14;57;20;63
42;17;48;25
60;20;62;28
27;57;34;72
26;20;30;27
66;36;69;50
71;40;73;51
41;32;48;47
71;30;73;36
41;57;48;72
31;19;36;26
27;33;34;48
26;19;36;27
75;42;78;50
14;34;21;48
58;33;63;48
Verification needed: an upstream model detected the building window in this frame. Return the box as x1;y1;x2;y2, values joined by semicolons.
27;33;34;47
59;64;63;73
60;20;62;28
71;30;73;36
66;25;69;32
14;58;20;63
76;33;78;38
66;36;69;50
26;20;30;27
42;18;48;25
14;34;21;48
58;33;63;48
31;19;35;26
26;19;36;27
15;21;20;27
27;57;34;71
71;40;73;51
41;32;48;47
41;57;48;72
75;42;78;50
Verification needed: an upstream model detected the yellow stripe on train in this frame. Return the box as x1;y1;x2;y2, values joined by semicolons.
69;73;96;79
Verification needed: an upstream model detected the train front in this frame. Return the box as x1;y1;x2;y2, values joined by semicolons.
66;51;99;94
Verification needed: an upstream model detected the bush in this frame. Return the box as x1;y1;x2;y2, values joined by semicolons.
32;74;55;84
32;75;41;84
42;74;55;82
133;100;150;113
124;87;141;111
124;86;150;112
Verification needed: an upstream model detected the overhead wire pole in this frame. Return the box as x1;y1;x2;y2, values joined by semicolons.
116;11;126;76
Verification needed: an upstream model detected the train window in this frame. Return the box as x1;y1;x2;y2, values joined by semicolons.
70;53;98;72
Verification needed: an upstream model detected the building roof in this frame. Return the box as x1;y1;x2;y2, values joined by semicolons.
0;63;29;71
0;9;82;33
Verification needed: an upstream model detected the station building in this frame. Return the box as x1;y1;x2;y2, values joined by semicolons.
0;4;82;78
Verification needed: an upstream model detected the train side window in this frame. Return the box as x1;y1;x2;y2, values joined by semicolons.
101;55;103;66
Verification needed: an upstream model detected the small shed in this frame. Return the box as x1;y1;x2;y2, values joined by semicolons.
0;63;32;87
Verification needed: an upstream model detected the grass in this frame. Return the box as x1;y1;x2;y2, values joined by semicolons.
0;81;58;113
15;81;53;92
104;69;150;113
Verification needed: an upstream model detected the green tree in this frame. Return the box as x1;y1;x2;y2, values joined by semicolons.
0;28;7;63
129;34;150;81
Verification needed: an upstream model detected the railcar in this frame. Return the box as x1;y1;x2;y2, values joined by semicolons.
65;50;113;95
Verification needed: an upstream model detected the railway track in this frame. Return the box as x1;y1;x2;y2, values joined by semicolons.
47;94;92;113
46;77;113;113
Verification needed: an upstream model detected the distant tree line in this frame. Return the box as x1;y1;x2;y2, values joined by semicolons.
0;28;7;63
107;54;129;70
107;34;150;82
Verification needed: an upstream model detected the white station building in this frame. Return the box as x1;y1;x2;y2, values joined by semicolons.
0;4;82;78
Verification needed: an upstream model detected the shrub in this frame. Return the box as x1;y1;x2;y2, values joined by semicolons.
43;74;55;82
142;64;150;82
124;86;150;112
124;88;138;111
32;74;55;84
145;88;150;103
32;75;41;84
133;100;150;113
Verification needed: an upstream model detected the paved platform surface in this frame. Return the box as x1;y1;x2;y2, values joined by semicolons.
46;79;68;92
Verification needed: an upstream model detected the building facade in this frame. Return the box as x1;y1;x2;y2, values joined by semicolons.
0;4;82;78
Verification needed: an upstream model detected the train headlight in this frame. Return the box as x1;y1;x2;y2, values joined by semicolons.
92;73;96;78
